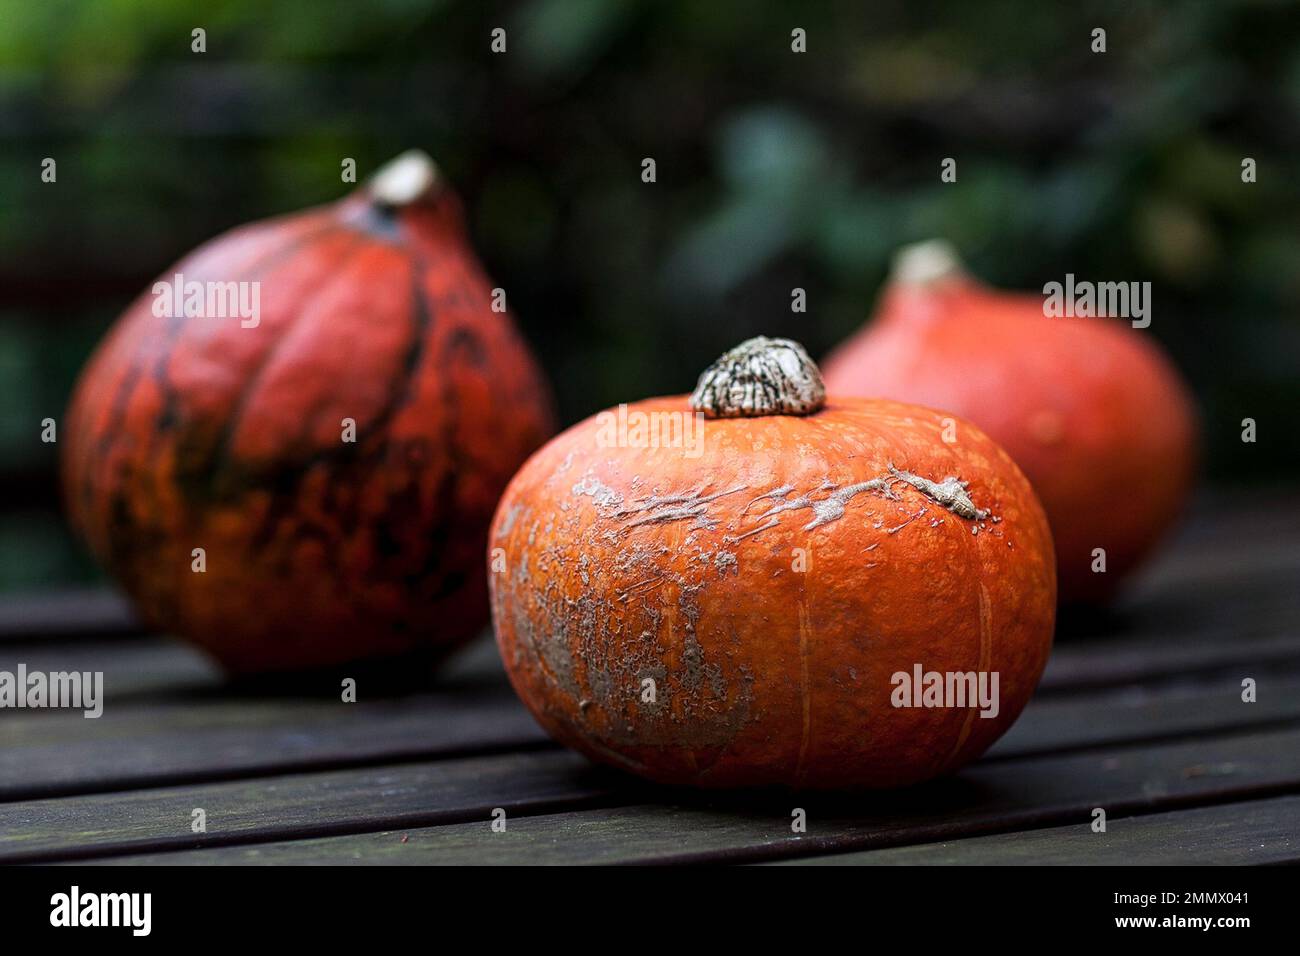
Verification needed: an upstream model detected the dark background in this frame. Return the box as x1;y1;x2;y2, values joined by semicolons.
1;0;1297;591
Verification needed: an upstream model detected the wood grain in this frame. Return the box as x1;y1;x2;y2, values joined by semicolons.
0;686;549;801
778;794;1300;865
0;588;138;641
0;750;613;863
72;725;1300;865
1;501;1294;866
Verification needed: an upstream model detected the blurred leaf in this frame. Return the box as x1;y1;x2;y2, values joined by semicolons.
514;0;639;80
716;107;834;195
662;198;795;299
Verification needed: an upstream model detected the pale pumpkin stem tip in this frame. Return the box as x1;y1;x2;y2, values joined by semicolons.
690;336;826;419
369;149;441;207
891;239;965;286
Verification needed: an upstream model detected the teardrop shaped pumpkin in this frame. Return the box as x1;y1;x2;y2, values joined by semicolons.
63;151;556;674
490;337;1054;789
823;241;1198;604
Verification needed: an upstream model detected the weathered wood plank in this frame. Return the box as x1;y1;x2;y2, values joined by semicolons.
990;673;1300;759
0;630;510;704
0;640;219;700
778;794;1300;865
77;725;1300;865
0;589;138;641
0;628;508;706
0;750;613;864
1041;628;1300;694
1124;497;1300;593
0;686;550;801
3;658;1297;801
1048;556;1300;677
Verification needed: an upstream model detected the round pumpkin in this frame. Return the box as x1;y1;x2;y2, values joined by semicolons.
63;151;556;674
823;241;1198;604
490;337;1055;789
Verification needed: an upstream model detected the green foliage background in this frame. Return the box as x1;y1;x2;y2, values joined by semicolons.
0;0;1297;589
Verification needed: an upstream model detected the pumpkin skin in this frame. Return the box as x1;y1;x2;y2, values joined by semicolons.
490;340;1055;789
823;243;1198;604
63;151;556;674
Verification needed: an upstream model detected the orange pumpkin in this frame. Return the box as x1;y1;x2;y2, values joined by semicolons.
824;241;1198;603
63;151;555;674
490;337;1055;789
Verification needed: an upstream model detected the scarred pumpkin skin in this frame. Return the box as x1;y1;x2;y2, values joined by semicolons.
63;153;555;674
823;247;1198;603
490;386;1055;789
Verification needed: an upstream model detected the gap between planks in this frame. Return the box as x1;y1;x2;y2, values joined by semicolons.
4;660;1300;803
43;723;1300;866
770;793;1300;866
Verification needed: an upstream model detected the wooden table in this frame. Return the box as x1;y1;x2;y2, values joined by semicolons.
1;497;1296;865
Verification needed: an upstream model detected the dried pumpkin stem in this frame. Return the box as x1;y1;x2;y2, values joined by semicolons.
689;336;826;419
368;149;441;207
891;239;966;286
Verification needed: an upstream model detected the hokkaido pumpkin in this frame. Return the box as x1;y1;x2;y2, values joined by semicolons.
823;241;1198;603
63;150;556;674
490;337;1055;789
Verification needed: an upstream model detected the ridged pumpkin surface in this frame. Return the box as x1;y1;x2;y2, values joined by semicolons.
63;160;555;674
823;264;1197;603
490;395;1055;789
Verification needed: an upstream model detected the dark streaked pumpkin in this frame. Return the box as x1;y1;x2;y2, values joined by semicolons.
63;151;556;674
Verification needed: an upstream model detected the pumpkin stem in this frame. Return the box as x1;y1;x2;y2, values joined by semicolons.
690;336;826;419
891;239;966;286
368;150;441;207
